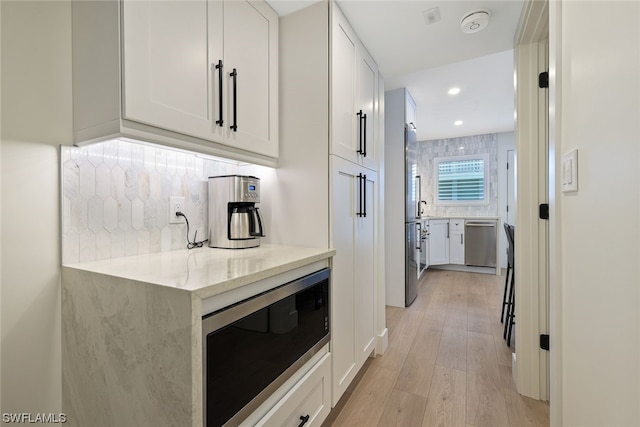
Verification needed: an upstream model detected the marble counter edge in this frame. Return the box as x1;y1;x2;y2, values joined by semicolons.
62;246;336;301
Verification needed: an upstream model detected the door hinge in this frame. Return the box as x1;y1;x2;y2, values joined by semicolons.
538;71;549;89
540;334;550;351
539;203;549;220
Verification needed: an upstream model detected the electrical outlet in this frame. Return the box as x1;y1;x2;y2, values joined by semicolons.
169;196;185;224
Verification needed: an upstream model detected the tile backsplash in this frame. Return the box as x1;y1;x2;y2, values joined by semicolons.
61;140;238;264
417;133;498;217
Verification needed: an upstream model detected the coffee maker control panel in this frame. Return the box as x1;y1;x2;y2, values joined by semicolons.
240;178;260;202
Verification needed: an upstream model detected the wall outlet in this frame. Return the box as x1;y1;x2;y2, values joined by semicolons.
169;196;185;224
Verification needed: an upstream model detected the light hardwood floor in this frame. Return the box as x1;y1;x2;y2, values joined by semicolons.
323;269;549;427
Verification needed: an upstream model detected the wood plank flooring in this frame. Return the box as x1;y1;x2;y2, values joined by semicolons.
323;269;549;427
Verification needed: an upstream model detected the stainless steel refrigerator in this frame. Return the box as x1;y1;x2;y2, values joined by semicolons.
405;125;419;306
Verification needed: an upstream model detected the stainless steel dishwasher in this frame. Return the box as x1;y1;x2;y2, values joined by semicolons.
465;220;497;267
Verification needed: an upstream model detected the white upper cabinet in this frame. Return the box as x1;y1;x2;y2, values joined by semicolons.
221;0;278;157
330;4;379;171
73;0;278;164
122;0;220;142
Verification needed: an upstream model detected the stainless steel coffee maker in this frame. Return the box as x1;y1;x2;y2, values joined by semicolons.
208;175;265;249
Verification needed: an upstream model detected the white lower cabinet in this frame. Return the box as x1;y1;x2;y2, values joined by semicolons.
254;353;331;427
331;156;377;406
449;219;465;265
429;219;450;265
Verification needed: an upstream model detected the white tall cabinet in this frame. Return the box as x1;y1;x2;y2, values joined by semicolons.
331;157;377;403
278;1;384;411
73;0;278;163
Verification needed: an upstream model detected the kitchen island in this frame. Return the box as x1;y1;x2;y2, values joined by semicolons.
62;244;334;427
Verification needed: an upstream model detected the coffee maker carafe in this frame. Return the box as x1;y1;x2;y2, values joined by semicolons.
208;175;265;249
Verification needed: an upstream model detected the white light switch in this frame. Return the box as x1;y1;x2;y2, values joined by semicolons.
561;149;578;192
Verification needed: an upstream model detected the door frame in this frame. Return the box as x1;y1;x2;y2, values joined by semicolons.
513;0;550;402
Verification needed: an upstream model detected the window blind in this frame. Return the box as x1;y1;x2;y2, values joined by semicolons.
437;158;485;201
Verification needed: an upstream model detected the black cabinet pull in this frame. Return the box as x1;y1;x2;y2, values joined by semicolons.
215;60;223;127
230;68;238;132
298;415;310;427
362;174;367;217
216;60;223;127
362;113;367;157
357;110;364;155
356;173;363;217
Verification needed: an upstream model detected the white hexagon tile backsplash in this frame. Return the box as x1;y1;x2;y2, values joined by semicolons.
61;140;238;264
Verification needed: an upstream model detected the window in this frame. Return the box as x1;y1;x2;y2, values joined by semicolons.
435;154;489;205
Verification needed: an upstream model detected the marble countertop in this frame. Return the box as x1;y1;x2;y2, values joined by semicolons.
63;244;335;299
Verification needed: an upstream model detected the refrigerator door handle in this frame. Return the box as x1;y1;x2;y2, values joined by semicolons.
415;175;421;219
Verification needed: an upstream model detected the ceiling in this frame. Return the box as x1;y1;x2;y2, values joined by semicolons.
267;0;525;141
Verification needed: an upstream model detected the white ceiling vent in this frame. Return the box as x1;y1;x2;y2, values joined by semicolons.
461;10;490;34
423;7;441;25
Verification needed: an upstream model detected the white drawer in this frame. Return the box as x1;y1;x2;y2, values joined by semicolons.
450;220;465;232
255;353;331;427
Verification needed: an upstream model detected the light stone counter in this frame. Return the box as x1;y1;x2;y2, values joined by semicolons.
61;244;334;427
420;215;500;221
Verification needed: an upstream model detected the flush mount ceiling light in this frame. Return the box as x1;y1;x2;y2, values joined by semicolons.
454;120;463;126
448;87;461;95
461;10;490;34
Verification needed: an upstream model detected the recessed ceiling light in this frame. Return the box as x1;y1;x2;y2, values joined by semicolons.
454;120;463;126
448;87;461;95
458;146;465;150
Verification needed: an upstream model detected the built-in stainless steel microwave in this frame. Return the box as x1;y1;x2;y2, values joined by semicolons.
202;268;330;426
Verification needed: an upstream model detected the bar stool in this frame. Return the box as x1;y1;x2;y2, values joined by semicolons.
503;224;515;347
501;223;513;323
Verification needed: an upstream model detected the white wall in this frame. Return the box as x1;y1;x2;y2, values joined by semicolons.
552;1;640;425
1;0;71;416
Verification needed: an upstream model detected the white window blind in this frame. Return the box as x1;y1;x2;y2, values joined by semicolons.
435;154;489;205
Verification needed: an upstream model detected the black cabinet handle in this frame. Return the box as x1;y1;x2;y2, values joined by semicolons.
298;415;310;427
356;173;363;217
363;174;367;217
215;60;223;127
357;110;364;155
230;68;238;132
362;113;367;157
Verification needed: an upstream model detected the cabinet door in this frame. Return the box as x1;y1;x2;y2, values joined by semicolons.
331;5;358;164
358;49;378;171
429;220;450;265
223;0;278;157
355;171;377;365
450;230;465;265
330;157;377;405
330;158;357;405
449;220;465;265
122;0;221;140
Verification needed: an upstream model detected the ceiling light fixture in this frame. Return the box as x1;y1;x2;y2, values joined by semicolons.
454;120;463;126
448;87;461;95
461;10;490;34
